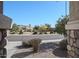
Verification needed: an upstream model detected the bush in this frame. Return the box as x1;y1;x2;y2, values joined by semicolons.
19;30;23;34
22;41;32;48
59;39;67;50
50;31;53;34
22;38;41;53
33;32;37;34
10;31;16;34
29;38;41;53
39;32;42;34
44;32;47;34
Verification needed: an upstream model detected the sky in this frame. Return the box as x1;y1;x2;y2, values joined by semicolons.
3;1;69;27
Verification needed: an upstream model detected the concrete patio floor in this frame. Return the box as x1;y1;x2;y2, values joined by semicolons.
5;40;67;58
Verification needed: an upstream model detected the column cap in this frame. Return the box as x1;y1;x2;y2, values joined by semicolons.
65;20;79;30
0;14;12;30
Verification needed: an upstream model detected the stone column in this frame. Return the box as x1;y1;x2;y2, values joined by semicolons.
0;1;12;58
0;1;3;14
65;1;79;57
0;29;7;57
0;1;6;58
0;14;12;58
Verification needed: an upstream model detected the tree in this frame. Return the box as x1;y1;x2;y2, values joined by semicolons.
45;24;51;28
37;25;46;33
10;23;19;34
33;25;40;32
19;30;23;34
22;26;27;32
33;24;52;34
45;24;51;31
55;16;69;35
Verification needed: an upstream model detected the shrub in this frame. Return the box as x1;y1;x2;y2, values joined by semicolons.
39;32;42;34
29;38;42;53
10;31;16;34
44;32;47;34
50;31;53;34
22;38;41;52
59;39;67;50
19;30;23;34
33;32;37;34
22;41;32;48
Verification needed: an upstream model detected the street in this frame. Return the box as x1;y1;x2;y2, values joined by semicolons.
6;34;64;41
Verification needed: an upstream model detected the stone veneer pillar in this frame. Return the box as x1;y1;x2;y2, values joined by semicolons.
0;1;3;14
0;1;12;58
65;1;79;57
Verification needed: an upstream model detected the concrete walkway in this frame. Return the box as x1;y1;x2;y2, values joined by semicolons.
5;41;22;58
5;40;67;58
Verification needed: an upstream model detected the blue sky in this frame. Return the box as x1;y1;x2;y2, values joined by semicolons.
3;1;69;27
